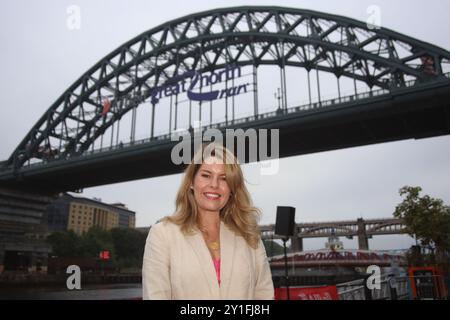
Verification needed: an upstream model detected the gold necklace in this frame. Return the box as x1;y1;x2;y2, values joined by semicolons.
207;241;220;251
199;226;220;251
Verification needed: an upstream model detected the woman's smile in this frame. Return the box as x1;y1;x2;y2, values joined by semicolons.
204;192;222;200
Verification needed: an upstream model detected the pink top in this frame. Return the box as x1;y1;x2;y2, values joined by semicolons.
213;258;221;286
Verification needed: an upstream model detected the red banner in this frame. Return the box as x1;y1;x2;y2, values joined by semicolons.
275;286;339;300
101;99;111;116
99;250;110;260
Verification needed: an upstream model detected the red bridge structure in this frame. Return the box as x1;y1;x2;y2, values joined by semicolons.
270;249;407;268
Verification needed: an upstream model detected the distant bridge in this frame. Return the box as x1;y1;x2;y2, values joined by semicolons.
260;217;407;251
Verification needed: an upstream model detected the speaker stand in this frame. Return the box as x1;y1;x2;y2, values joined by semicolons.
282;237;290;300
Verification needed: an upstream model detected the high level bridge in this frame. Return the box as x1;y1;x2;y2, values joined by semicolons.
260;217;406;251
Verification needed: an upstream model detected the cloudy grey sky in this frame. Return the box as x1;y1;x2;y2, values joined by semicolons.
1;0;450;250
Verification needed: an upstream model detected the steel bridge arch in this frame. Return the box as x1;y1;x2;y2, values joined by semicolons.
7;6;450;170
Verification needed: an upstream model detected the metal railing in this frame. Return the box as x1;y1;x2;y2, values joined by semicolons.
337;275;411;300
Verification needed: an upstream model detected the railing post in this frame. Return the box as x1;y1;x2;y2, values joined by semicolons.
386;274;398;300
253;64;259;119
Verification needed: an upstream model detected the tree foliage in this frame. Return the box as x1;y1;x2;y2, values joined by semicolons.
46;230;81;257
46;227;148;268
111;228;147;268
263;240;287;257
394;186;450;256
80;226;115;260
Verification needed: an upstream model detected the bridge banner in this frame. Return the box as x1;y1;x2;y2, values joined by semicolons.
275;285;339;300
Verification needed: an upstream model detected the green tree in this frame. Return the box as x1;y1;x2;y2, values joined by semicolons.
394;186;450;263
80;226;115;260
111;228;147;269
263;240;287;257
46;230;82;257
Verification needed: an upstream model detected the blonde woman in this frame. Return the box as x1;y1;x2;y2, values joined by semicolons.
142;143;274;299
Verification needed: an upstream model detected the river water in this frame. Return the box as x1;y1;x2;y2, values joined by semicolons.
0;283;142;300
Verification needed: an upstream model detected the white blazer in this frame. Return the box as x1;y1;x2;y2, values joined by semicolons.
142;220;274;300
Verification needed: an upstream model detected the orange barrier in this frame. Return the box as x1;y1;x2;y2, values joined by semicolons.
408;266;448;300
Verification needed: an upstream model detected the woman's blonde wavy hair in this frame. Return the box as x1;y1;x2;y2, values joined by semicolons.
164;142;261;249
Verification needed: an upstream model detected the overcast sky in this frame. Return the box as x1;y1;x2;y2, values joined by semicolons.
1;0;450;251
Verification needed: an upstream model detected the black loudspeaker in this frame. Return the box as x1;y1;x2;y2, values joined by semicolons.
275;206;296;237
